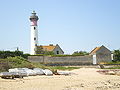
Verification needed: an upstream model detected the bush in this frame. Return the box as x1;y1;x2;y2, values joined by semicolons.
113;50;120;61
107;61;120;64
7;56;30;68
72;51;89;56
0;59;11;72
0;50;30;59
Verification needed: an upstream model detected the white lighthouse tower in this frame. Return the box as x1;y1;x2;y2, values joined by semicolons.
30;11;39;55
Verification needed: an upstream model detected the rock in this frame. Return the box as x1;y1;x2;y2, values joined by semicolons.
115;71;120;76
107;71;115;75
0;72;13;77
33;68;44;75
24;69;37;76
9;68;36;76
0;72;26;79
42;69;53;76
57;71;70;76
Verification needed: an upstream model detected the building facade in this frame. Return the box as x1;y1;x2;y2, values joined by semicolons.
37;44;64;55
90;45;112;64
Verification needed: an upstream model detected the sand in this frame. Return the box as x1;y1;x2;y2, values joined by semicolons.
0;68;120;90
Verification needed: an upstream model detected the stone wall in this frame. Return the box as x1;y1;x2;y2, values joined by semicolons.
28;55;93;65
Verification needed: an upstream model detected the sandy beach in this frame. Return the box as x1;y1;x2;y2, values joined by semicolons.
0;68;120;90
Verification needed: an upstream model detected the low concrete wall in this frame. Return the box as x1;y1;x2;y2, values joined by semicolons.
28;56;44;63
28;55;93;65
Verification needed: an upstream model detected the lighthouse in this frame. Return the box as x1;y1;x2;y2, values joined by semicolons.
30;11;39;55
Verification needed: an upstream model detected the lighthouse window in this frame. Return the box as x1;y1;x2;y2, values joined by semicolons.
34;37;36;40
34;27;36;30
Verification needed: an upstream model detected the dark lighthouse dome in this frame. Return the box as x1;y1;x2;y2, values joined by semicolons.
30;11;39;21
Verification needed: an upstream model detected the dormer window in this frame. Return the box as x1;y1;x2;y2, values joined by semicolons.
57;51;59;54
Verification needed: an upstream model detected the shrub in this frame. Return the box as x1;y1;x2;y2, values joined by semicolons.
0;50;30;59
0;59;11;72
113;50;120;61
8;56;33;68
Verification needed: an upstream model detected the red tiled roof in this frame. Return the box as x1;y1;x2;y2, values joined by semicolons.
39;45;56;51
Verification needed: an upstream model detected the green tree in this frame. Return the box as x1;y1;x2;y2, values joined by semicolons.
72;51;89;56
113;50;120;61
14;50;23;56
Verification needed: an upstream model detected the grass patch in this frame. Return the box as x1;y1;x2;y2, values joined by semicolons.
105;65;120;69
100;61;120;69
107;67;120;69
106;61;120;64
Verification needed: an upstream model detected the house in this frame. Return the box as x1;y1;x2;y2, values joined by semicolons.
90;45;112;64
36;44;64;55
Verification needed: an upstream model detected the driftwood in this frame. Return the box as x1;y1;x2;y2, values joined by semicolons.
99;64;105;69
97;69;120;76
57;71;70;76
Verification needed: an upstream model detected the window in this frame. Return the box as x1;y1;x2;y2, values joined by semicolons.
34;37;36;40
56;51;59;54
34;27;36;30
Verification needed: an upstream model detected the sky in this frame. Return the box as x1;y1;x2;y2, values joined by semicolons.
0;0;120;54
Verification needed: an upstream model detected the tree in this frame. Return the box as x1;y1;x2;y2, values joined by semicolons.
72;51;89;56
113;50;120;61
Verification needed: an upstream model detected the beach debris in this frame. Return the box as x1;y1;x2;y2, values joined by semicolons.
107;71;115;75
52;69;58;75
97;69;120;76
99;64;105;69
57;71;70;76
42;69;53;76
115;71;120;76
